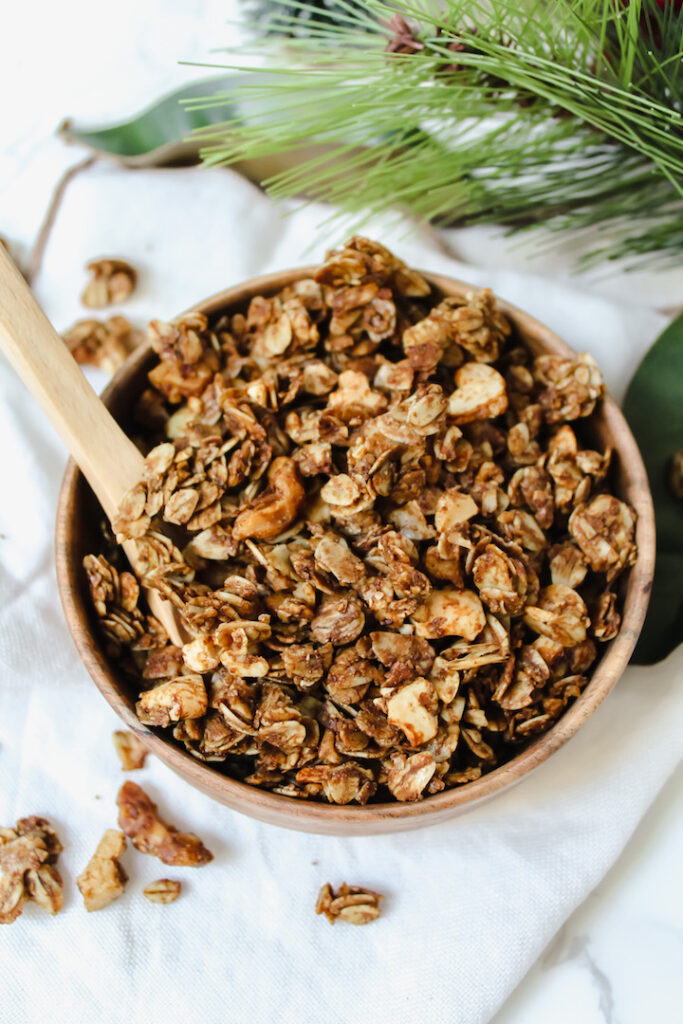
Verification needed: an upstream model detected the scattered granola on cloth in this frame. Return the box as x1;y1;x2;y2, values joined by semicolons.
117;782;213;866
112;730;149;771
143;879;181;904
84;236;637;805
63;315;142;372
81;257;137;308
0;817;64;924
316;882;383;925
77;829;128;912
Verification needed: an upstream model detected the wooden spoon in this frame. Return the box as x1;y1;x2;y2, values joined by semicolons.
0;246;185;646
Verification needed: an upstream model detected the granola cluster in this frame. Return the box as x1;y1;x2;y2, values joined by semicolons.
81;257;137;309
316;882;382;925
64;315;142;373
0;817;64;924
84;237;637;805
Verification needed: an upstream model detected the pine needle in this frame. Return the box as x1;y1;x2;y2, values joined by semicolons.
190;0;683;266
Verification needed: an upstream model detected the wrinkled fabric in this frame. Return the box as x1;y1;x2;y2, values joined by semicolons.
1;163;680;1024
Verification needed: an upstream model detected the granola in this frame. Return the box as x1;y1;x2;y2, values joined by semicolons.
81;258;137;308
76;829;128;911
112;730;149;770
84;237;637;805
117;782;213;866
63;315;142;372
143;878;181;904
316;882;383;924
0;817;64;924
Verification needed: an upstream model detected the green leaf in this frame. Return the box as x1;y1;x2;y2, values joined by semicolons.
58;70;395;188
623;312;683;663
59;76;244;165
59;72;328;181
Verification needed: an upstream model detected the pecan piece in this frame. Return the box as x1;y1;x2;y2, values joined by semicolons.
64;315;141;372
117;782;213;867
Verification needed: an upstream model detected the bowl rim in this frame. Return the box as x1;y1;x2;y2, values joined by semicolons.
55;266;655;833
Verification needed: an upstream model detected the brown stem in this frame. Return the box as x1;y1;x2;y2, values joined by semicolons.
26;156;96;286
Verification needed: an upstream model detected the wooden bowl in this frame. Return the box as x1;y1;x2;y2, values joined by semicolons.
55;268;655;835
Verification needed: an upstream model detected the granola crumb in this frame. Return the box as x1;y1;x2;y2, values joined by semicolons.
143;878;181;904
315;882;383;925
112;730;149;771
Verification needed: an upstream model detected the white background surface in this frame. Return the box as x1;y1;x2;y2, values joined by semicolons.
0;3;681;1022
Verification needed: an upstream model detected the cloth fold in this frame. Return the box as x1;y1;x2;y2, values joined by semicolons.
1;163;681;1024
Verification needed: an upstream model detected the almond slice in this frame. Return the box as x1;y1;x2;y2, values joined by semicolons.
386;678;438;746
412;588;486;641
447;363;508;423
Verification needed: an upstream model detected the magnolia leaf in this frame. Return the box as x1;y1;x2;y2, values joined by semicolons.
623;312;683;663
58;72;397;192
58;73;329;182
59;76;240;165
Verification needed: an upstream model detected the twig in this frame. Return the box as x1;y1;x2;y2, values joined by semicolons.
26;156;96;286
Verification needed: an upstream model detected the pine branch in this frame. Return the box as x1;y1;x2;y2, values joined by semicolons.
191;0;683;266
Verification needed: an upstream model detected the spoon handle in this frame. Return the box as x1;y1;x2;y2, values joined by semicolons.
0;246;143;520
0;247;186;646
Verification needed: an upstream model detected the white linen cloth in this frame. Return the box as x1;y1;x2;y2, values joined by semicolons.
1;163;681;1024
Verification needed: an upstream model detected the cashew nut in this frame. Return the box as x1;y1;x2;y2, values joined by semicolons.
232;457;305;542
